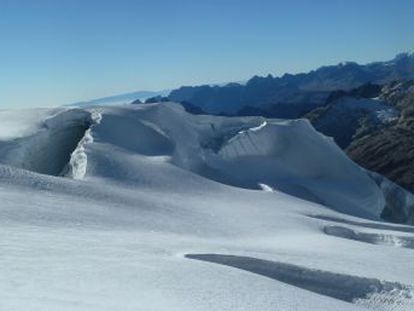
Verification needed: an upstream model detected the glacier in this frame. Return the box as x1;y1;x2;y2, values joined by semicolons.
0;102;413;311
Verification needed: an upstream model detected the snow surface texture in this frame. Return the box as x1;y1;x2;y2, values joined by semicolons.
0;103;413;311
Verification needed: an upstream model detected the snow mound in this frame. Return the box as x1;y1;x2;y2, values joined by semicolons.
203;118;385;219
92;111;174;156
75;103;387;220
66;102;413;223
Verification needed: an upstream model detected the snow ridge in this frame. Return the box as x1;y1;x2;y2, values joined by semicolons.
206;118;386;219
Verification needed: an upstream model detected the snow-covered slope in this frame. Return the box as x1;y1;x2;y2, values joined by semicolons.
0;103;413;311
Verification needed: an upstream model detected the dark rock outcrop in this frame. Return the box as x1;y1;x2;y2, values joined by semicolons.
304;80;414;195
347;81;414;193
305;83;395;148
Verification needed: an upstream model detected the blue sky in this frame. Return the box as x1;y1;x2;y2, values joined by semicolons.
0;0;413;107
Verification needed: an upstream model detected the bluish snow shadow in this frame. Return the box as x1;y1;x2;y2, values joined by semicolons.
186;254;413;309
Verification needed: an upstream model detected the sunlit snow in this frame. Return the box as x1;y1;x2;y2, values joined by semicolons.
0;103;413;311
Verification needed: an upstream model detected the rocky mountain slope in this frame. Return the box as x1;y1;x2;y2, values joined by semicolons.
305;80;414;195
346;81;414;194
305;83;396;148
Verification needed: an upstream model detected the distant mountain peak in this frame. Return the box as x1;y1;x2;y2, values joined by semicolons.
169;50;414;115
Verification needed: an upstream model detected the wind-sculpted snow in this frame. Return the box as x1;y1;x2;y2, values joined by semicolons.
205;118;386;219
186;254;414;310
92;111;174;156
0;108;93;176
0;103;413;310
83;103;390;220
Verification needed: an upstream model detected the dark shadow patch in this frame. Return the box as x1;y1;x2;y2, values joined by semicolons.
186;253;412;307
0;110;92;177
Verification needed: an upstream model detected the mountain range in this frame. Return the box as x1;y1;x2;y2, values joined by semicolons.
168;52;414;116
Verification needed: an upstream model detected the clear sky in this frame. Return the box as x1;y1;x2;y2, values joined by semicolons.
0;0;413;107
